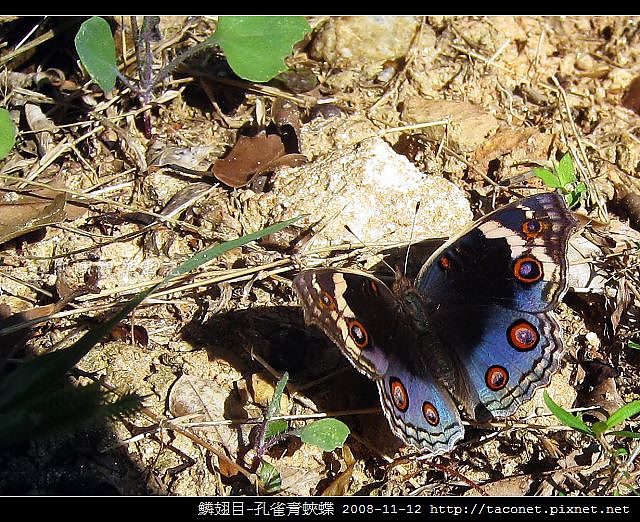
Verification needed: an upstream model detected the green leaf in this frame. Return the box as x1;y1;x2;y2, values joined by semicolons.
532;167;562;189
628;341;640;351
0;108;16;160
610;430;640;439
211;16;311;82
297;418;350;451
264;419;288;440
258;460;282;494
605;400;640;430
544;391;594;436
0;215;302;415
75;16;118;92
266;372;288;421
556;152;576;186
592;420;608;437
566;182;586;208
262;373;289;442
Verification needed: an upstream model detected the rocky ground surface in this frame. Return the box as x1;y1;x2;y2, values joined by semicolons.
0;16;639;496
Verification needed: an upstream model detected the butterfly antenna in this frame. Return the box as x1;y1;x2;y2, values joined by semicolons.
403;201;421;277
343;224;396;274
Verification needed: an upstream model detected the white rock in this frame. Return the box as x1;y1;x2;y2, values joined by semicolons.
262;137;473;247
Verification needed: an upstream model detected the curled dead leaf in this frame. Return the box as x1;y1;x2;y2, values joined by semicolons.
211;133;306;188
575;359;624;422
622;74;640;116
167;374;245;461
610;277;632;334
272;98;302;153
320;444;356;496
108;323;149;346
613;185;640;231
146;141;216;172
472;127;552;177
0;193;67;245
0;303;59;360
24;103;57;157
0;279;95;364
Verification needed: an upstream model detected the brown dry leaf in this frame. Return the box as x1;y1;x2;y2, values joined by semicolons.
54;266;74;300
610;277;632;333
614;185;640;231
465;474;533;496
272;98;302;153
622;74;640;115
0;302;59;360
24;102;57;157
0;193;67;245
168;374;242;457
320;444;356;496
108;323;149;346
211;133;306;188
0;272;100;361
575;359;625;422
0;286;91;365
472;127;552;174
400;97;499;154
146;141;217;172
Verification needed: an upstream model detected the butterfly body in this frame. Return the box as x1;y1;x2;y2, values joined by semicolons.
293;193;578;453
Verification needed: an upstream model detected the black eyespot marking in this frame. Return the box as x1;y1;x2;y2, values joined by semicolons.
348;319;369;348
523;219;542;234
422;401;440;426
390;378;409;412
513;255;543;283
485;365;509;391
508;320;539;351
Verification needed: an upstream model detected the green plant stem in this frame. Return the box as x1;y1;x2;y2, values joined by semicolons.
256;430;295;463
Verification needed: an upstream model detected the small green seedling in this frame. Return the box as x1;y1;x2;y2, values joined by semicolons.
210;16;311;82
0;108;16;160
75;15;311;93
75;16;118;92
544;390;640;444
628;340;640;351
533;152;586;208
256;372;350;494
545;391;640;495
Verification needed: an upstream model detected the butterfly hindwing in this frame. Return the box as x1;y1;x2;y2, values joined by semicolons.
293;269;465;452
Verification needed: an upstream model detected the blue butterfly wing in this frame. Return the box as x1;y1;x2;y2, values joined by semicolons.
414;193;577;418
417;192;575;313
426;303;565;418
377;361;464;453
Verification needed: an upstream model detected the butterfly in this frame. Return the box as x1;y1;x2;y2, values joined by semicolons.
293;192;578;453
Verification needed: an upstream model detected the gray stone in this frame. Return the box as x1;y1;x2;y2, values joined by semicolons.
309;16;420;75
